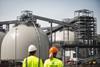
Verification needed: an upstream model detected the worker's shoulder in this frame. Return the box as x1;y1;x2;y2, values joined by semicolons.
28;56;40;60
54;58;62;62
45;58;62;63
45;58;50;62
44;58;52;63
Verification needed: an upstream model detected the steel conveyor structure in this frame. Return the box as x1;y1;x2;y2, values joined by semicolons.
0;13;78;31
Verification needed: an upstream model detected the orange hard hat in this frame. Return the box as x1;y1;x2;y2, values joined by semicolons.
49;47;58;54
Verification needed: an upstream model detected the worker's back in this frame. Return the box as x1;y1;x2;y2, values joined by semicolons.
22;56;43;67
44;57;63;67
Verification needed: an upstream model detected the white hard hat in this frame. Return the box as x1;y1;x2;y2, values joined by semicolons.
28;44;37;52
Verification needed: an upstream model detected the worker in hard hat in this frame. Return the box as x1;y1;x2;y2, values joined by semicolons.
44;46;63;67
22;44;43;67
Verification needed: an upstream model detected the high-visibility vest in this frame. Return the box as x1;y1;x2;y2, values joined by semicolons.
44;58;63;67
22;56;43;67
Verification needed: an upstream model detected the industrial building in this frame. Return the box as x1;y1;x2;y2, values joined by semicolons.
0;9;100;67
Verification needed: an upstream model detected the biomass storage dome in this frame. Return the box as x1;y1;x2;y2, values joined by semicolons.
1;24;49;61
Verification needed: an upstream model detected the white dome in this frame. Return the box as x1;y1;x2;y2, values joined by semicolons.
1;24;49;61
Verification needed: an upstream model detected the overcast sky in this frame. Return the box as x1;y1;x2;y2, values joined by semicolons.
0;0;100;34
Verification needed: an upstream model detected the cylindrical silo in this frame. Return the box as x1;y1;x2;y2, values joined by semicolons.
52;30;75;44
1;24;49;61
